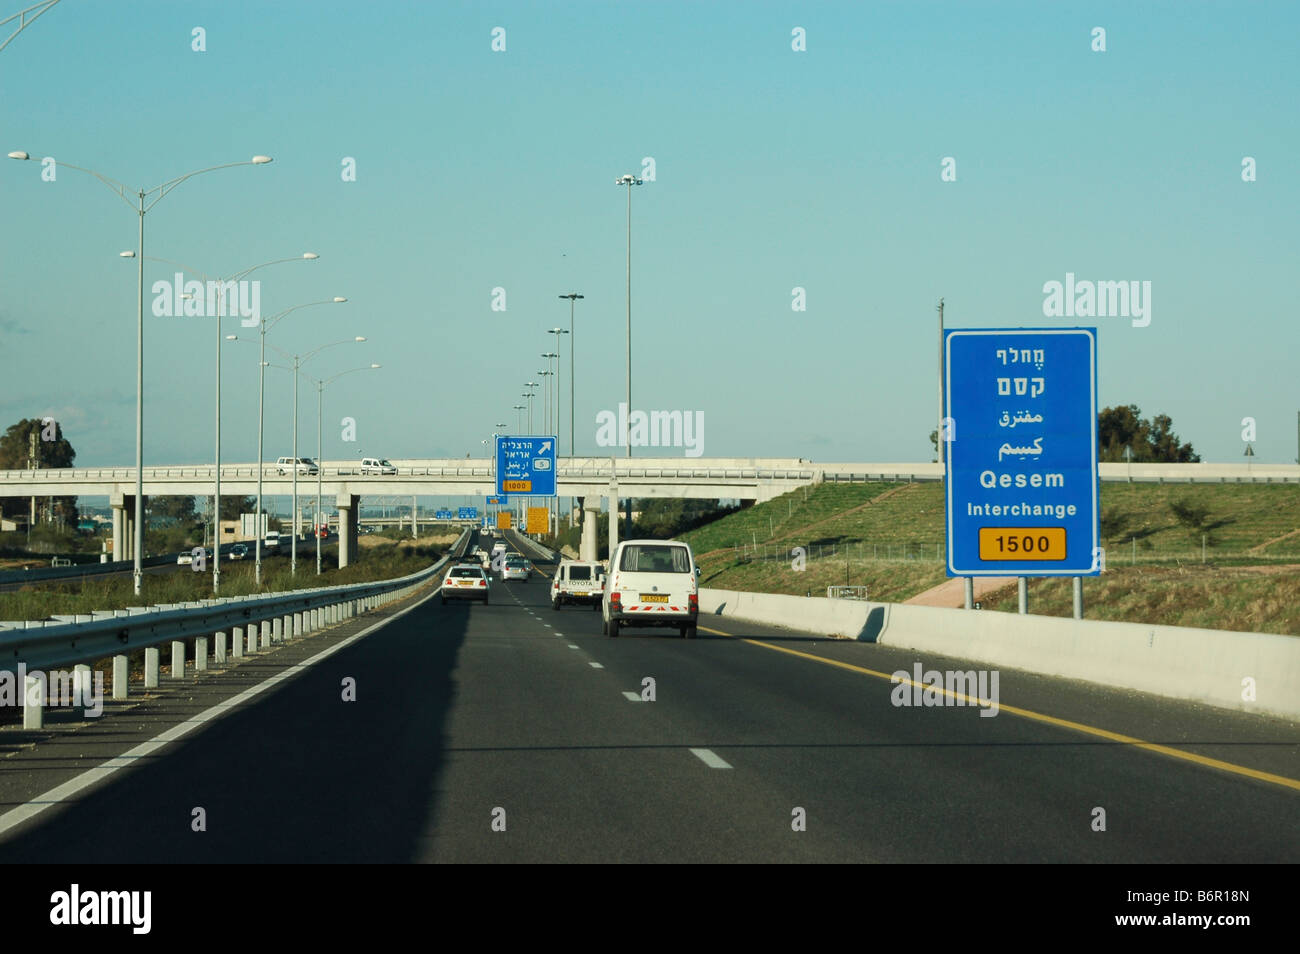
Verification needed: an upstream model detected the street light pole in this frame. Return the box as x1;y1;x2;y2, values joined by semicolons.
559;293;583;529
558;294;583;459
616;173;643;538
276;336;366;575
132;252;317;593
253;297;347;583
312;363;382;574
9;150;272;595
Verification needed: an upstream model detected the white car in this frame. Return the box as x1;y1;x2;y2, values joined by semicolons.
501;555;530;581
277;456;318;476
360;457;397;475
551;560;606;611
602;539;699;639
441;564;490;604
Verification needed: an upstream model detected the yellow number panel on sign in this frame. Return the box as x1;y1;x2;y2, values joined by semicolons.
978;527;1067;561
526;507;549;533
503;479;531;492
497;512;512;529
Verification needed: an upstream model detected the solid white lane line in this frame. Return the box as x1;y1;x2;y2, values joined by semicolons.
689;748;732;769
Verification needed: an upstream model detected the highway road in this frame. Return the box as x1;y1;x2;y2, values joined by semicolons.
0;531;1295;863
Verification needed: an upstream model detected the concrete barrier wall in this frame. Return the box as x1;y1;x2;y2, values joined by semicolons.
698;588;1300;721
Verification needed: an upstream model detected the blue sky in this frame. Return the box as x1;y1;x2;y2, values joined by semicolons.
2;0;1298;477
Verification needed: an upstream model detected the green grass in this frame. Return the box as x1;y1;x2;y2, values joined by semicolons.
981;564;1300;636
698;552;947;603
677;479;1300;634
0;542;449;621
681;481;1300;563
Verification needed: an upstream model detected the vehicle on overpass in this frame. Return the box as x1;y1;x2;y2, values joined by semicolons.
360;457;397;475
551;560;605;611
276;456;318;476
603;539;699;639
441;564;490;605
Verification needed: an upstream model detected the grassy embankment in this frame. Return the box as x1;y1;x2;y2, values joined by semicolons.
676;481;1300;635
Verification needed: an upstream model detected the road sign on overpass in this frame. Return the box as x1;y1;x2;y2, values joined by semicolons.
435;509;454;520
458;507;477;520
496;436;556;496
945;327;1099;577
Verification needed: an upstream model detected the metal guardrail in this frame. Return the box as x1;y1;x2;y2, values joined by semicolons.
504;529;559;564
0;530;468;673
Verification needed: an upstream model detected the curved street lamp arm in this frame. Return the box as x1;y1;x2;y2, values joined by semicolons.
144;159;268;212
0;0;62;54
264;297;345;333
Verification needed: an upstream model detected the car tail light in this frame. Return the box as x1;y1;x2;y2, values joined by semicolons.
610;592;622;611
478;580;486;586
689;593;698;614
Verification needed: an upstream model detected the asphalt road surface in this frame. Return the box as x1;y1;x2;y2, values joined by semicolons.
0;532;1295;863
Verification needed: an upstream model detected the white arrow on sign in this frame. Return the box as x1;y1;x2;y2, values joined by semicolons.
540;441;552;454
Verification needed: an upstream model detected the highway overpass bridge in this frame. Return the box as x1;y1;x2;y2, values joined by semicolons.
2;457;1296;566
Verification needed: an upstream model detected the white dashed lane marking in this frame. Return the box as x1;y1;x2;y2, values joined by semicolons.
689;748;732;769
622;691;641;702
589;662;604;669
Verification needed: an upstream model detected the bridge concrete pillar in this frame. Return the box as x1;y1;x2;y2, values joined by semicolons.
112;502;126;560
124;509;135;562
581;496;599;562
337;493;360;567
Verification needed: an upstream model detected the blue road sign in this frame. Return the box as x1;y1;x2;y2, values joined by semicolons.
435;509;454;520
487;496;507;505
496;435;557;497
945;328;1099;577
458;507;477;520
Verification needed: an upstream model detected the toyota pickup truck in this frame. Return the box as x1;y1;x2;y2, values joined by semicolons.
550;560;606;610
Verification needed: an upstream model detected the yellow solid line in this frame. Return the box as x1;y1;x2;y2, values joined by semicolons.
698;625;1300;794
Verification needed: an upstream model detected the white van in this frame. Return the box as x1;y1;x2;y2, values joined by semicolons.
360;457;397;475
264;530;281;550
276;456;318;476
602;539;699;639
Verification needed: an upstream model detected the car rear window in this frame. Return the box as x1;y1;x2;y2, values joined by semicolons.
449;567;481;578
619;545;691;573
568;566;591;581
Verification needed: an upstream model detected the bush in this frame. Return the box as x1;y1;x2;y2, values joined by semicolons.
1169;499;1210;531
